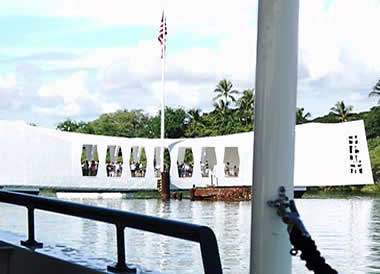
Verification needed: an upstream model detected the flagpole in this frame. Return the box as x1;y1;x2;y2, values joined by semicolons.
160;12;166;173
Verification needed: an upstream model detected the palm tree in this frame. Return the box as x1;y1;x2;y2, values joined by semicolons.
213;79;239;106
213;99;229;117
369;79;380;104
186;108;204;133
213;99;234;126
330;101;353;122
187;108;202;124
237;89;255;125
296;107;311;124
185;108;205;137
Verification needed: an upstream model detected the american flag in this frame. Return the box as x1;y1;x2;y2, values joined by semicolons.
158;11;167;58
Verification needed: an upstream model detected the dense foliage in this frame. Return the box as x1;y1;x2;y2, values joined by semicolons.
57;79;256;138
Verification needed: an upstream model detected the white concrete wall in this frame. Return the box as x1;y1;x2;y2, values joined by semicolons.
0;120;373;189
294;120;373;186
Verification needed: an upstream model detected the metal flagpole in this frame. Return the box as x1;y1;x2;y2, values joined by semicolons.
160;11;166;173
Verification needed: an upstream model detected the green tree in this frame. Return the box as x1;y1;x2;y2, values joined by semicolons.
76;121;95;134
163;107;187;138
367;138;380;181
312;113;339;123
144;107;188;139
185;108;205;137
138;116;160;138
212;99;233;128
365;106;380;139
369;79;380;104
237;89;255;127
296;107;311;124
330;101;353;122
213;79;239;106
90;109;149;137
57;119;80;132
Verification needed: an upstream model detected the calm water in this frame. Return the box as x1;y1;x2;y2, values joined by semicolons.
0;197;379;273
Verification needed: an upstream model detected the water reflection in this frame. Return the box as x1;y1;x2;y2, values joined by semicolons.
292;199;373;274
0;198;379;273
367;199;380;273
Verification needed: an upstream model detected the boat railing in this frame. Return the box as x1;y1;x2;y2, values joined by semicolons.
0;190;222;274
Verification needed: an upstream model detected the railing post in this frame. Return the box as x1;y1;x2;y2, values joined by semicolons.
199;226;223;274
107;225;136;273
20;206;43;249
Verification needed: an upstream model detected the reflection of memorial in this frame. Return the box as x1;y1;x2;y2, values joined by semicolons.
0;120;373;190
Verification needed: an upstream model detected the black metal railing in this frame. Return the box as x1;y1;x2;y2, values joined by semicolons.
0;190;222;274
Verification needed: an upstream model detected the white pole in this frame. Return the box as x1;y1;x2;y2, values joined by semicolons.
250;1;299;274
160;13;166;173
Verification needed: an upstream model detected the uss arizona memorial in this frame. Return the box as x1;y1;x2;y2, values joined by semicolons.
0;119;373;190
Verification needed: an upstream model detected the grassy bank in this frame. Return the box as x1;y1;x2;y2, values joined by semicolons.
303;184;380;198
39;188;190;199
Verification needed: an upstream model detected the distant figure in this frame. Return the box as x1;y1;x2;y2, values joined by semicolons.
131;161;136;177
116;162;123;177
233;165;239;177
204;160;209;177
178;162;185;177
110;161;115;177
82;160;89;176
106;162;112;177
135;162;140;176
90;160;97;176
224;162;230;176
95;161;99;176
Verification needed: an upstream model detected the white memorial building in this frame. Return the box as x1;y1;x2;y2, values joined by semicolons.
0;120;373;190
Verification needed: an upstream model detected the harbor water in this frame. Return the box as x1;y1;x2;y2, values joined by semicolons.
0;197;379;273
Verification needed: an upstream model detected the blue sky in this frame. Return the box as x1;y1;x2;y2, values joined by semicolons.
0;0;379;128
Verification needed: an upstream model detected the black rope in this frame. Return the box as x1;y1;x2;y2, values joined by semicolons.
268;186;338;274
289;225;338;274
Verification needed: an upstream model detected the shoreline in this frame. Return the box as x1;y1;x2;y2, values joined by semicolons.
304;185;380;198
4;185;380;200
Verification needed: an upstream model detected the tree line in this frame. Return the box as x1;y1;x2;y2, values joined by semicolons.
57;79;255;138
57;78;380;140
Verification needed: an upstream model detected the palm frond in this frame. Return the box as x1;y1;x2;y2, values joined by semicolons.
213;94;223;101
369;91;380;97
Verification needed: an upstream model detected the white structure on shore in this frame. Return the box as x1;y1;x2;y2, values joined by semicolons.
0;120;373;189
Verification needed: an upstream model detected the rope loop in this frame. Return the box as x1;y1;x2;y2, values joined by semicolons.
290;248;299;256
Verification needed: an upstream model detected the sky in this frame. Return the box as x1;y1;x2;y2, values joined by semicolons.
0;0;379;128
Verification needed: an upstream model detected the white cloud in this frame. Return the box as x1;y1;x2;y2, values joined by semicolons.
1;0;257;32
3;0;380;125
34;71;121;119
38;71;89;102
101;102;121;114
297;0;380;116
33;103;81;117
0;73;17;90
0;73;26;113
